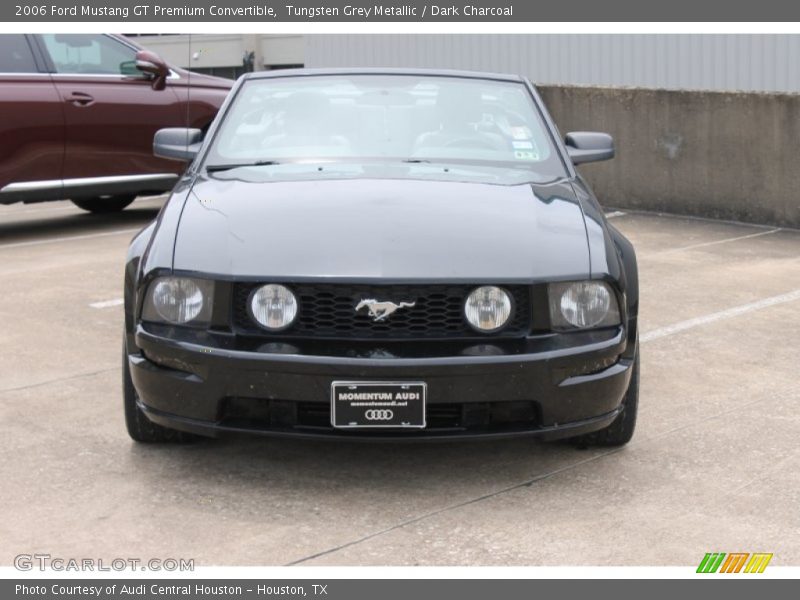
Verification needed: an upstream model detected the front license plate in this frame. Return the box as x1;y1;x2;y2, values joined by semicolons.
331;381;427;429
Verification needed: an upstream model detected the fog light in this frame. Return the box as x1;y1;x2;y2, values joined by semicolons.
249;284;298;331
464;286;513;333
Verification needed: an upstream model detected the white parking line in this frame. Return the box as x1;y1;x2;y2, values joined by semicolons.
0;228;140;250
605;211;626;218
7;204;79;215
657;228;782;255
641;289;800;343
89;298;124;309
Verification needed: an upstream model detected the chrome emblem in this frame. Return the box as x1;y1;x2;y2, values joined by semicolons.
355;299;416;322
365;409;394;421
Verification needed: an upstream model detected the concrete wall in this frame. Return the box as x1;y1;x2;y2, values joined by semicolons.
539;86;800;228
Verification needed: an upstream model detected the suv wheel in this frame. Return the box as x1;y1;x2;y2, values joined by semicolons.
72;195;135;213
571;346;639;447
123;338;197;443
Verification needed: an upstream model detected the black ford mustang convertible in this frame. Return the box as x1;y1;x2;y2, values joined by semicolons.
124;68;639;445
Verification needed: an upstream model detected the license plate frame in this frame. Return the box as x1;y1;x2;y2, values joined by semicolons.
331;381;427;429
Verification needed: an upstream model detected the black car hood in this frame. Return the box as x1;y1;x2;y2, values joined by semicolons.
173;176;590;281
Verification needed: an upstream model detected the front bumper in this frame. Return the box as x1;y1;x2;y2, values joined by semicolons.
129;325;634;441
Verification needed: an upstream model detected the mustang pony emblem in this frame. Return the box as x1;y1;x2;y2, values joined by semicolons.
355;299;416;322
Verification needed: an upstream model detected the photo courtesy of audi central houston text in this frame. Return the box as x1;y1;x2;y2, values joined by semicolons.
124;69;639;444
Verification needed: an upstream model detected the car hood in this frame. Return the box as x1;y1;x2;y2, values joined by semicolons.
173;176;590;280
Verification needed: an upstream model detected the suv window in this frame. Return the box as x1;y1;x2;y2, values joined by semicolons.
0;35;38;73
39;34;139;76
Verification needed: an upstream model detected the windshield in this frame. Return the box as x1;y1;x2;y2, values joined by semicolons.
204;74;567;180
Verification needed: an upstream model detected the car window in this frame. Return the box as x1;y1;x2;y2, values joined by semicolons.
0;35;38;73
206;75;566;179
39;34;139;76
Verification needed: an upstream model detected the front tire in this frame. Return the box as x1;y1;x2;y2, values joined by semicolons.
123;339;196;443
72;195;135;214
571;347;639;447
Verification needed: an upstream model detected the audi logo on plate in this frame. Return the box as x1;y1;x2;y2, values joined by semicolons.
364;409;394;421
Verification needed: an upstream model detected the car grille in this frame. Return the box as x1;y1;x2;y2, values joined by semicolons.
232;283;531;339
221;398;540;435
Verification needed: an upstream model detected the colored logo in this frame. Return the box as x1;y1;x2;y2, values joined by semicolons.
696;552;773;573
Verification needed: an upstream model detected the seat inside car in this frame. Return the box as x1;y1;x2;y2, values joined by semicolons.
412;87;507;154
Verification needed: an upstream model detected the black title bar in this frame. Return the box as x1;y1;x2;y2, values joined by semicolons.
4;0;800;22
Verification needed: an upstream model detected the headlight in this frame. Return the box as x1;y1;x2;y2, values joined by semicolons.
141;277;214;325
249;284;298;331
549;281;621;330
464;286;513;333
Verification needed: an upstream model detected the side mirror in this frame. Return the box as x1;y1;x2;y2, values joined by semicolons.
565;132;615;165
154;128;203;161
135;50;170;91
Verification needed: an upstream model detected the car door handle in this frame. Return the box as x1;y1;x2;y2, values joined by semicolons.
65;92;95;106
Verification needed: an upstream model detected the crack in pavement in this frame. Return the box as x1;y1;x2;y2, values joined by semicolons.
595;389;799;551
609;208;799;233
3;219;796;564
642;228;782;257
283;288;800;563
285;388;790;566
0;367;118;396
725;449;798;498
285;446;625;566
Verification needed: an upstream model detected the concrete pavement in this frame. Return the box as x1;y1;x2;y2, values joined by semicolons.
0;200;798;567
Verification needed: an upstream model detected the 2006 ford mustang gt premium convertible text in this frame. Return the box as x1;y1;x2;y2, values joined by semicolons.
123;69;639;445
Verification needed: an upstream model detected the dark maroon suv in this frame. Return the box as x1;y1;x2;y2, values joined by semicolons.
0;34;232;213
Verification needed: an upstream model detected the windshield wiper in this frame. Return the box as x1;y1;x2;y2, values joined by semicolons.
401;159;430;164
205;160;280;173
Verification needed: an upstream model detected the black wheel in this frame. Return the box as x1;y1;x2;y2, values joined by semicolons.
123;338;196;443
72;195;135;214
571;346;639;447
